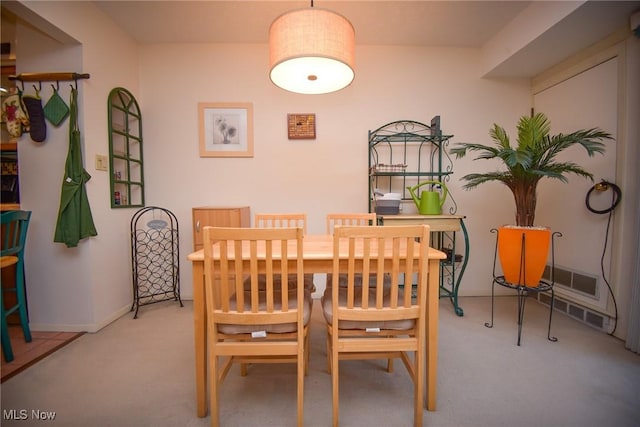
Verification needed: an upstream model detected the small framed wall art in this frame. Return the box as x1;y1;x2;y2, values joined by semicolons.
199;102;254;157
287;113;316;140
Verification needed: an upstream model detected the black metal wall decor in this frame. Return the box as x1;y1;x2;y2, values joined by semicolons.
130;206;182;318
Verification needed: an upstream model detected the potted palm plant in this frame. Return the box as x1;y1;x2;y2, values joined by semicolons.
450;112;612;286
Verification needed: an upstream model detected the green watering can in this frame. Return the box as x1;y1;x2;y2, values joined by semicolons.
407;181;448;215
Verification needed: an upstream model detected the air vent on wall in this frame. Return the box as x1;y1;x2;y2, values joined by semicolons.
535;293;609;331
1;42;10;56
543;264;598;298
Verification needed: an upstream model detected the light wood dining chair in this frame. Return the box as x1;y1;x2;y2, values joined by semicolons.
255;213;307;234
255;213;314;292
322;224;430;427
326;212;377;234
325;212;381;369
203;226;311;427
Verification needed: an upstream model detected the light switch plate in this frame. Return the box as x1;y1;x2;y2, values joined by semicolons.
95;154;108;171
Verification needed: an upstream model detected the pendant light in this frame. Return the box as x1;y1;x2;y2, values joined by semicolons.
269;1;355;94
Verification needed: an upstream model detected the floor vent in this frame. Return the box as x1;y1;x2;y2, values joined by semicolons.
535;292;609;332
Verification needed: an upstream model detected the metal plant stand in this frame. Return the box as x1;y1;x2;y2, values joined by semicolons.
485;228;562;345
130;206;182;318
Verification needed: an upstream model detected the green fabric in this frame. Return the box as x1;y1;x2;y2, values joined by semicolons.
54;87;97;248
44;88;69;127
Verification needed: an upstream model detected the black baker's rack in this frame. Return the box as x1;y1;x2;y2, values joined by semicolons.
130;206;183;318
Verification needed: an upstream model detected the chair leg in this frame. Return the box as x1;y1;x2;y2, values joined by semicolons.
331;344;339;427
386;334;394;372
414;342;424;427
304;329;310;376
0;289;13;362
388;334;397;372
15;263;32;343
297;343;304;427
326;327;332;374
1;301;14;362
210;351;220;427
1;262;32;363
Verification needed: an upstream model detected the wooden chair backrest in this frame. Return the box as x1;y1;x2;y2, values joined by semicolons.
326;212;376;234
203;226;305;327
255;213;307;234
330;224;430;322
1;210;31;258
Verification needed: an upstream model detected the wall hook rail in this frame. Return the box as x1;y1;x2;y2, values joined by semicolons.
8;72;90;85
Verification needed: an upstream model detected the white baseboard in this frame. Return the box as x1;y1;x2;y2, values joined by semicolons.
29;303;132;333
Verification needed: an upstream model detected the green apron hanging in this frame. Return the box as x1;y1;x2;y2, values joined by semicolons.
54;87;97;247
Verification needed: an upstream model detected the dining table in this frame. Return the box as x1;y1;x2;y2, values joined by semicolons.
187;233;446;417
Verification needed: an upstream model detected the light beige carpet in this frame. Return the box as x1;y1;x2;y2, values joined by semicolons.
1;296;639;426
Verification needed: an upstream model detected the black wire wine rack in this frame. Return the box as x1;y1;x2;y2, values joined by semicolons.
130;206;183;318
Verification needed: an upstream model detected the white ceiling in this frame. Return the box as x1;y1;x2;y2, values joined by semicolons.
94;1;532;47
4;1;640;78
92;1;640;78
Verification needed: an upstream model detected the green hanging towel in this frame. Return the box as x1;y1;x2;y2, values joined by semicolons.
54;87;97;247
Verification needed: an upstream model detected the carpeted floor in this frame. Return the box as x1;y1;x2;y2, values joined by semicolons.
1;296;639;426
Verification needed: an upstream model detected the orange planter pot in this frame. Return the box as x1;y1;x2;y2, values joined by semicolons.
497;225;551;287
